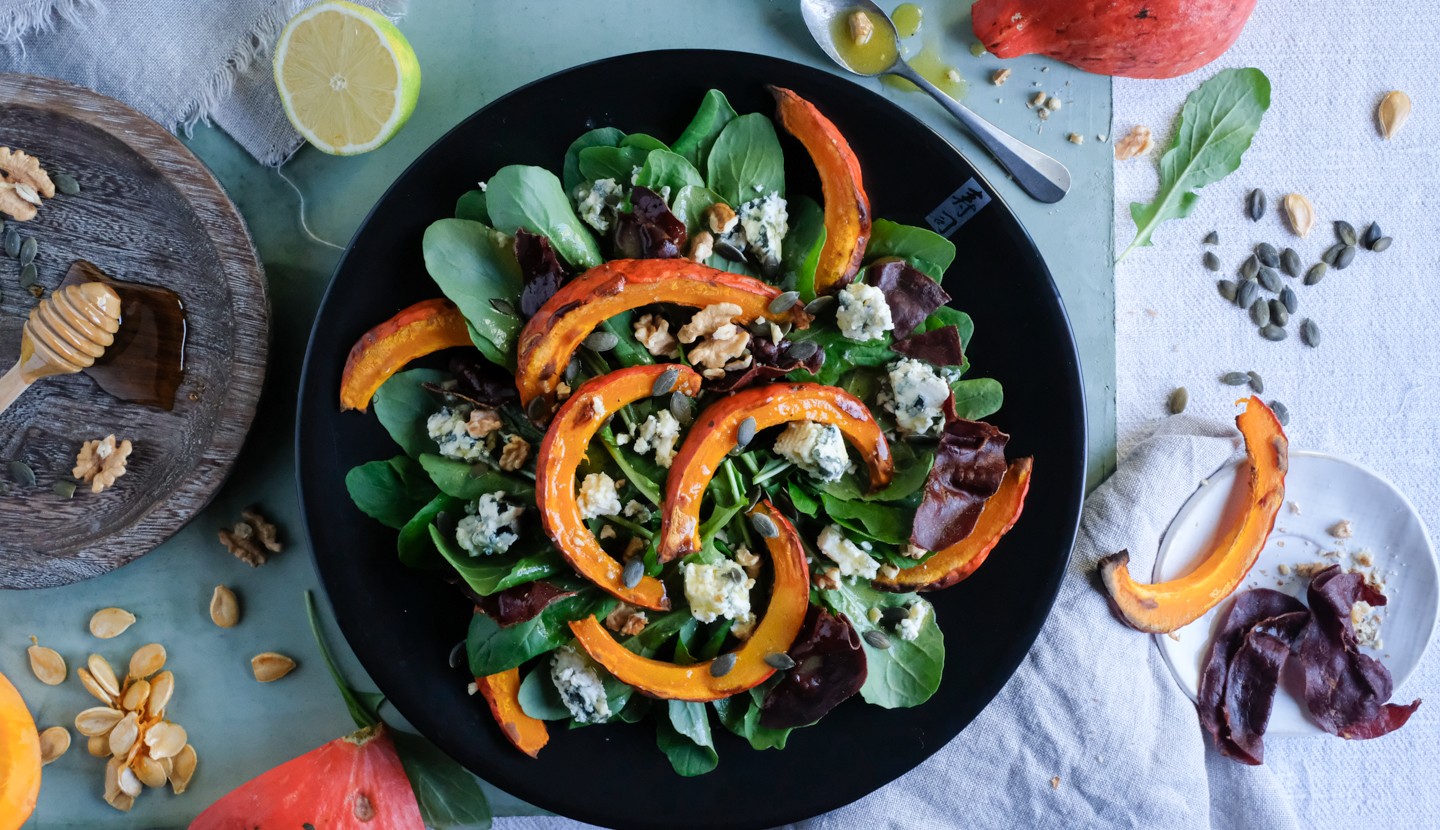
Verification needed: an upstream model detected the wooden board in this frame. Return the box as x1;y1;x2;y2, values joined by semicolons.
0;74;268;588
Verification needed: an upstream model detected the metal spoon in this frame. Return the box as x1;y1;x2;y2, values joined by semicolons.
799;0;1071;203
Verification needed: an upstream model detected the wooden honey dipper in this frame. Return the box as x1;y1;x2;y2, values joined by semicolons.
0;282;122;415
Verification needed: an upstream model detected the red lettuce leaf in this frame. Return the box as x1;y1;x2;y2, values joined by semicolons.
760;606;866;729
476;581;576;627
910;418;1008;551
613;186;687;260
1196;589;1305;763
1220;611;1309;764
870;258;951;337
891;326;965;368
515;228;571;317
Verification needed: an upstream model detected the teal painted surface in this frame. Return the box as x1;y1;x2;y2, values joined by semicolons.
6;1;1112;825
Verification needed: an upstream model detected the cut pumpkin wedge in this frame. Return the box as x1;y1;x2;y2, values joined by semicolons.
1099;397;1288;633
339;297;472;412
0;670;41;830
474;668;548;759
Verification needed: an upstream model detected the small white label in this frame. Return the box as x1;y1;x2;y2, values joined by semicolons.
925;179;991;236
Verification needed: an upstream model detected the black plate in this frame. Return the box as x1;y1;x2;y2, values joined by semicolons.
297;50;1085;830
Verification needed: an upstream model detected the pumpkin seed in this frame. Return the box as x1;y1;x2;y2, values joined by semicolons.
147;671;174;718
118;765;143;798
621;558;644;588
250;652;296;683
8;460;35;487
1258;266;1282;293
121;679;150;712
54;172;80;195
1371;236;1392;252
1254;243;1278;268
78;668;114;703
582;330;618;352
3;228;18;257
1362;222;1382;249
1203;230;1219;245
1334;221;1357;246
1335;245;1357;270
51;480;75;498
74;706;123;737
736;416;757;448
129;643;166;679
1247;371;1264;394
785;339;819;362
526;396;551;423
1300;318;1321;348
19;263;37;288
749;511;779;539
1236;280;1259;309
1304;262;1328;286
14;183;40;207
1321;243;1344;266
170;744;197;794
763;652;796;670
1249;298;1271;327
1217;280;1238;301
39;726;71;765
134;754;167;789
803;295;836;317
563;357;580;384
210;585;240;628
488;297;516;316
652;366;679;397
713;238;747;263
90;607;137;639
709;653;737;677
1378;90;1412;139
1270;399;1291;426
863;629;892;649
1221;371;1251;386
669;391;694;425
28;641;66;685
87;735;108;757
435;509;457;541
108;711;140;757
1202;251;1220;271
1246;188;1266;221
1260;324;1288;342
1168;387;1188;415
1280;286;1298;315
1239;254;1260;281
87;654;120;698
144;721;188;760
18;236;36;266
768;291;801;315
1280;247;1302;278
1269;299;1289;327
1282;194;1315;238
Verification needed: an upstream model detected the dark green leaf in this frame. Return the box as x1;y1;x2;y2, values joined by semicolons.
423;218;524;365
601;312;653;367
467;591;613;676
865;219;956;279
578;144;648;183
671;89;737;170
432;527;565;597
517;664;571;721
485;165;603;269
920;306;975;351
621;133;669;152
949;377;1003;420
346;456;439;530
819;493;913;544
819;581;943;709
418;454;534;501
597;427;661;506
713;687;792;750
657;700;719;776
398;494;462;569
635;149;704;197
563;126;625;194
455;189;489;224
781;195;826;301
373;368;447;459
706;113;785;206
1122;68;1271;260
818;444;933;505
671;184;724;237
391;729;494;830
787;481;821;517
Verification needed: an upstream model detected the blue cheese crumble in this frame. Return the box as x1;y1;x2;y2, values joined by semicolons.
427;406;488;461
683;559;754;623
577;472;622;520
737;192;788;268
574;178;624;233
550;647;611;723
455;492;524;557
835;281;894;342
817;524;879;579
774;421;849;483
884;358;951;436
897;600;930;642
632;410;682;468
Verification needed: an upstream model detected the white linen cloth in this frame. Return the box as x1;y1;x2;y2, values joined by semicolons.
1113;0;1440;827
0;0;403;165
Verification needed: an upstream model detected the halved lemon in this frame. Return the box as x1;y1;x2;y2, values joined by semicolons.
273;0;421;155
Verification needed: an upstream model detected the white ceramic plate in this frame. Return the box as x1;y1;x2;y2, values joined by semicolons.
1153;451;1439;736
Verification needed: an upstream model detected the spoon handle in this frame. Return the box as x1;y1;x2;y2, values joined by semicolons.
0;362;31;417
890;63;1071;204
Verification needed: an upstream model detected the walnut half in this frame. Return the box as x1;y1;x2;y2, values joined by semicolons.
0;147;55;221
220;508;283;567
73;435;133;493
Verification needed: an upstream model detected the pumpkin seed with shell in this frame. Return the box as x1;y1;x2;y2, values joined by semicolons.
1247;371;1265;394
1362;222;1382;249
75;706;123;737
210;585;240;628
144;721;188;759
54;172;80;195
170;744;197;794
1236;280;1259;310
1335;245;1357;270
118;765;143;798
8;460;35;487
709;652;737;677
1203;230;1219;244
1202;251;1220;271
582;330;618;352
764;652;796;670
39;726;70;765
1255;243;1279;268
108;711;140;757
1280;247;1302;278
1321;243;1345;266
1280;286;1298;315
785;339;819;362
1270;399;1291;426
147;671;174;718
87;734;109;757
1250;299;1271;327
18;236;36;266
3;228;18;257
121;678;151;712
651;367;679;397
1282;194;1315;238
1239;254;1260;281
1301;318;1322;348
1246;188;1266;221
749;511;779;539
768;291;800;315
128;643;166;679
1168;387;1188;415
19;263;37;288
1378;90;1411;140
863;629;892;649
1371;236;1393;252
1258;267;1282;293
1221;371;1251;386
134;754;168;789
1260;324;1288;342
78;667;115;704
669;391;693;425
27;640;66;685
1304;263;1328;286
90;607;137;639
1270;299;1289;327
1334;221;1357;246
251;651;297;682
87;654;121;697
621;558;644;589
803;295;836;317
735;416;757;448
1217;280;1238;301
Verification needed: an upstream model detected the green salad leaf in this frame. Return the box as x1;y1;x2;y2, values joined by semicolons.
391;729;494;830
670;184;724;237
418;454;533;501
563;126;625;194
657;700;719;776
782;195;826;300
467;591;613;676
373;368;447;459
1121;67;1271;261
713;687;792;750
865;219;956;279
485;165;603;270
422;218;524;367
820;581;944;709
635;149;704;196
921;306;974;350
346;456;438;530
820;493;913;544
577;144;646;184
397;493;461;569
432;527;564;597
706;113;785;206
455;189;489;224
949;377;1003;420
517;663;571;720
672;89;737;171
818;443;933;505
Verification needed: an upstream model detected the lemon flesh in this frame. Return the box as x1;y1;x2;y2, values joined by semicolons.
273;0;421;155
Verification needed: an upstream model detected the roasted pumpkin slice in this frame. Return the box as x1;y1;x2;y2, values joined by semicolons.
535;364;704;610
0;670;41;830
876;457;1033;592
339;297;472;412
474;668;548;758
1099;397;1288;633
770;85;870;295
569;501;810;702
515;258;808;411
659;382;893;561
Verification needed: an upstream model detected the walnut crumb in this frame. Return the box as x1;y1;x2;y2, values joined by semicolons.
847;10;873;45
813;568;841;592
991;68;1011;86
0;147;56;221
220;507;283;567
1045;96;1062;111
632;313;680;358
1277;563;1291;575
1067;133;1084;144
73;435;133;493
498;434;530;471
1050;776;1061;790
1352;550;1374;567
466;408;503;438
599;524;617;540
1329;520;1354;539
1029;91;1046;108
1114;125;1155;160
604;604;649;637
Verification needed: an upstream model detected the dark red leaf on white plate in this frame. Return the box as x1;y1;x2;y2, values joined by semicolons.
1220;611;1309;764
1196;589;1306;762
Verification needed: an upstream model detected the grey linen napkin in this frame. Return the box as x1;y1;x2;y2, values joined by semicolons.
497;417;1303;830
0;0;404;165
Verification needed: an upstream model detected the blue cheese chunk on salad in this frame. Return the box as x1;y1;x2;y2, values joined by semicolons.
683;560;755;624
817;524;880;579
632;410;682;468
835;281;894;342
426;405;490;461
550;647;611;723
577;472;622;519
897;600;930;642
736;192;788;269
455;492;524;557
774;421;849;483
884;358;951;436
575;178;625;233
